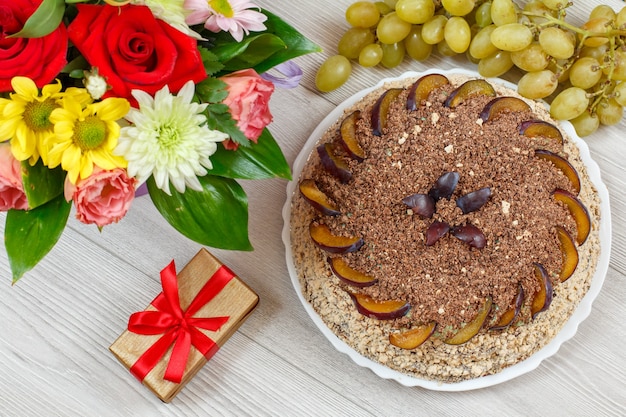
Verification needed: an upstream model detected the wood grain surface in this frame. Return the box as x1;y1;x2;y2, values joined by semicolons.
1;1;624;416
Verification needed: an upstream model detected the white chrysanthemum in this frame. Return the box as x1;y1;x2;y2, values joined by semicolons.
115;81;228;195
132;0;203;39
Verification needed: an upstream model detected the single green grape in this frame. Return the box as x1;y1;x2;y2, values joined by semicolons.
490;0;517;26
569;57;602;89
346;1;381;28
589;5;616;21
523;0;553;25
421;15;448;44
442;0;475;17
490;23;533;52
603;50;626;81
383;0;398;9
579;44;609;64
315;55;352;92
616;7;626;28
395;0;435;24
511;43;549;72
437;39;458;57
377;12;412;44
380;41;406;67
517;70;558;99
444;16;471;53
550;87;589;120
581;18;611;48
478;50;513;77
475;2;492;27
404;26;433;60
614;81;626;107
596;98;624;126
338;28;376;59
375;1;394;14
359;43;384;66
541;0;567;11
469;25;498;60
539;27;575;60
570;111;600;137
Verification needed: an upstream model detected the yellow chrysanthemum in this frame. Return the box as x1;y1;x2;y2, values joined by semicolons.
48;96;131;184
0;77;65;164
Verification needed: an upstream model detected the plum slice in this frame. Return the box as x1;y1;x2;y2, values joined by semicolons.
402;193;435;218
555;225;579;282
552;188;591;245
490;283;524;330
451;224;487;249
530;262;553;319
339;110;366;161
406;73;450;111
444;297;493;345
425;221;450;246
371;88;403;136
479;96;531;122
518;119;564;145
349;292;410;320
309;222;364;254
535;149;581;195
317;143;352;184
328;257;378;287
428;171;460;201
299;179;341;216
444;79;496;108
456;187;491;214
389;322;437;349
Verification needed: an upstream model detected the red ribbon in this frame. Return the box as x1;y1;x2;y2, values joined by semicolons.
127;260;234;384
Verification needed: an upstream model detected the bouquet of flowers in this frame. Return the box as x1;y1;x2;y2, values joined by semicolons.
0;0;319;282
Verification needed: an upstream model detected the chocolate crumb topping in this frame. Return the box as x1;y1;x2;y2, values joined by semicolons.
289;74;601;383
312;85;574;332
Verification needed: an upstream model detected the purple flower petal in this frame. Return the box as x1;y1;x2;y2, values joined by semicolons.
261;61;303;89
135;182;149;197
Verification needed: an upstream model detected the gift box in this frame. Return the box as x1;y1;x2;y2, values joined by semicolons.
110;248;259;402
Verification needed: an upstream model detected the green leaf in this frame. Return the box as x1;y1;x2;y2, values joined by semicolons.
5;194;71;283
195;77;229;104
207;9;320;76
148;175;252;251
210;129;291;180
10;0;65;39
211;33;286;73
21;160;65;209
205;102;249;147
252;9;322;74
198;46;225;77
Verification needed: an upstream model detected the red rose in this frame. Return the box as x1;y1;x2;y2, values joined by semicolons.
68;4;206;102
0;0;68;92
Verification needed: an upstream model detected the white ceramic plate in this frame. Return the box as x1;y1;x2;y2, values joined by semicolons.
281;69;612;391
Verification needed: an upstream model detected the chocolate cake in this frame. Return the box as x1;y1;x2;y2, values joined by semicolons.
288;72;601;383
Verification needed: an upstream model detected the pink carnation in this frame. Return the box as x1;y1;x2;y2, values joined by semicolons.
65;167;137;228
0;143;28;211
220;68;274;150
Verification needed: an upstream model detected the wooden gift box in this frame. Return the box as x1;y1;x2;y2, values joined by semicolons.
110;248;259;402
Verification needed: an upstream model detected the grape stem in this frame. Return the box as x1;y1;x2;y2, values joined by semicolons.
522;12;626;38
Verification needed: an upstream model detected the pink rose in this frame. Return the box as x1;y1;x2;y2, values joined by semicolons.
65;167;137;227
220;69;274;150
0;143;28;211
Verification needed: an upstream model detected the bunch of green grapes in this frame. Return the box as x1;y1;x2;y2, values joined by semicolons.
315;0;626;136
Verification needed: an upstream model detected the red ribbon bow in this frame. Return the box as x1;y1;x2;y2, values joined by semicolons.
127;260;233;384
